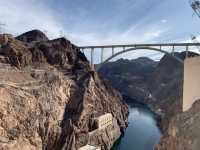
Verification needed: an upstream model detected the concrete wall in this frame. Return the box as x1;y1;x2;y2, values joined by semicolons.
96;113;113;129
183;56;200;111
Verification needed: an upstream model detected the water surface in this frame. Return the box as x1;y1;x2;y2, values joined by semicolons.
112;103;161;150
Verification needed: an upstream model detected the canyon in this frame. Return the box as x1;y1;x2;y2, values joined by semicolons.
99;52;200;149
0;29;200;150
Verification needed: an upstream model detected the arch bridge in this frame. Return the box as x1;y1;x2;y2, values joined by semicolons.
79;43;200;69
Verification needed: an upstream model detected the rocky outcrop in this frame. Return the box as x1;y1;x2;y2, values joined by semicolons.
0;30;128;150
16;30;49;43
0;34;32;67
155;100;200;150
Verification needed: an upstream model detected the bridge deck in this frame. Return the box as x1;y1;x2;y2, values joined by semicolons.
78;42;200;66
79;42;200;49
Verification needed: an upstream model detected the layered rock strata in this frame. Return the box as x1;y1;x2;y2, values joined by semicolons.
0;30;128;150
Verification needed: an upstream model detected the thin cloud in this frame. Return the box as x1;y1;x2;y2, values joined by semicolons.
0;0;64;38
161;19;167;23
0;0;197;63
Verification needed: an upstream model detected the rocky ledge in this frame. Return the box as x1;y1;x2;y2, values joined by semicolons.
0;30;128;150
155;100;200;150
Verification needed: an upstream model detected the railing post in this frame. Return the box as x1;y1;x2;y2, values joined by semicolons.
123;46;126;51
91;48;94;66
101;47;104;63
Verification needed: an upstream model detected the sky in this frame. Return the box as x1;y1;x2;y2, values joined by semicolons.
0;0;200;62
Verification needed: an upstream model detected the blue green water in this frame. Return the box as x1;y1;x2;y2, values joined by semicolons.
112;103;161;150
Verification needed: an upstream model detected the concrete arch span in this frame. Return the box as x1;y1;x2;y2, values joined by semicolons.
97;46;184;70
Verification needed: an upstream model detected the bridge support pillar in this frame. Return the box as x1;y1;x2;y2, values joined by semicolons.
101;48;104;63
123;46;126;51
112;47;114;56
186;45;189;58
183;56;200;111
172;45;175;56
91;48;94;66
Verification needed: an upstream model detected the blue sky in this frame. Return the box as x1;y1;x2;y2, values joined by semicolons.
0;0;200;62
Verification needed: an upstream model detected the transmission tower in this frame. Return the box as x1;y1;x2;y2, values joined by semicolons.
190;0;200;18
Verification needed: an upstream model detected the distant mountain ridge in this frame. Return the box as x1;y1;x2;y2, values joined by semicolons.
99;57;158;101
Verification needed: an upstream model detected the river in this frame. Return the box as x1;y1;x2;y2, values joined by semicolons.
112;103;161;150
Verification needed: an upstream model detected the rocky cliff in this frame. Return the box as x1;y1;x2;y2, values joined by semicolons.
99;52;200;149
148;52;198;129
0;30;128;150
155;100;200;150
99;52;198;129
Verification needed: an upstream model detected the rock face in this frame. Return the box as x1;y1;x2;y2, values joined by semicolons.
0;31;128;150
98;57;158;102
155;100;200;150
